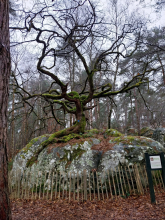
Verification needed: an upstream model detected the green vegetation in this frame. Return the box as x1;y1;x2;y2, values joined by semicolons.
88;129;99;134
79;114;86;133
59;133;82;142
127;128;138;136
60;145;86;167
111;136;146;145
140;127;150;135
80;95;87;101
105;129;122;137
26;156;38;167
21;134;50;154
22;137;40;153
68;91;79;99
8;159;13;172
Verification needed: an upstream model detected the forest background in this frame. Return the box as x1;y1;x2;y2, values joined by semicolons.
8;0;165;158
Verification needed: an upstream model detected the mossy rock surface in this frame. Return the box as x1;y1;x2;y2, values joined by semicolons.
10;132;165;187
109;135;154;146
105;129;122;137
13;134;50;169
10;136;101;186
140;127;154;138
85;129;100;134
98;135;165;174
127;128;138;136
152;128;165;146
59;133;82;142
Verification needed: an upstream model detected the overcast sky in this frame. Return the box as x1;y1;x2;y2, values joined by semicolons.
15;0;165;28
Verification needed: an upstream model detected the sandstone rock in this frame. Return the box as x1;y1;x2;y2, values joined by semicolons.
10;133;165;187
126;128;138;136
105;129;122;137
152;128;165;147
140;127;154;138
10;137;101;185
98;136;165;176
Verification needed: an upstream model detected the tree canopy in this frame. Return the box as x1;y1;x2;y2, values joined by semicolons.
10;0;153;137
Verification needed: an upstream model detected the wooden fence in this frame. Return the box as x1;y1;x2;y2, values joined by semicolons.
8;164;165;202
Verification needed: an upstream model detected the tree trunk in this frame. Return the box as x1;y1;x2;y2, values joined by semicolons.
11;81;15;158
0;0;12;219
108;109;112;129
157;53;165;86
130;93;134;128
134;89;140;135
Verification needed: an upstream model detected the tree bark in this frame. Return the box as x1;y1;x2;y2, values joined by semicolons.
11;81;15;158
134;88;140;135
0;0;12;219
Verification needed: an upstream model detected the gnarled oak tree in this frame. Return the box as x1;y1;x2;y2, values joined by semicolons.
11;0;151;147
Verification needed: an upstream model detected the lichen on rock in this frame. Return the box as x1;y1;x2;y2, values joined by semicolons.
98;135;165;177
105;129;122;137
140;127;154;138
152;128;165;147
126;128;138;136
9;131;165;189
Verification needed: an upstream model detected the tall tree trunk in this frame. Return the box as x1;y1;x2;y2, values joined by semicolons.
124;99;128;131
108;0;119;129
130;92;134;128
108;109;112;129
134;89;140;135
89;101;92;129
0;0;12;219
11;81;15;158
157;53;165;86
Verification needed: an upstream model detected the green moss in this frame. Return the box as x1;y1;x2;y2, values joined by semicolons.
140;127;152;136
21;155;25;159
22;137;39;153
60;145;86;167
140;127;148;134
70;107;76;112
21;134;49;154
42;129;68;146
127;136;135;142
68;91;79;99
127;128;138;136
105;129;122;137
111;136;146;145
88;129;99;134
82;133;94;138
8;159;13;172
113;137;121;143
59;133;82;142
79;114;86;133
80;95;87;101
26;156;38;167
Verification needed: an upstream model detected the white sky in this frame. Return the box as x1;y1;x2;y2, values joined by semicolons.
15;0;165;28
11;0;165;81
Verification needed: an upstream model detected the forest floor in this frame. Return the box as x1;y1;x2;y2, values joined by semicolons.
11;191;165;220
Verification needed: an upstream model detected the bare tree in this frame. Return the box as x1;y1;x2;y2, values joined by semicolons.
10;0;152;151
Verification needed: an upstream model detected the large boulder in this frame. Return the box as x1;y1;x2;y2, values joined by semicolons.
152;127;165;147
126;128;138;136
98;136;165;175
10;136;101;181
105;129;122;137
10;133;165;185
140;127;154;138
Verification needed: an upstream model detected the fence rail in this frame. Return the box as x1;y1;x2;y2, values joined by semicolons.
8;164;165;201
